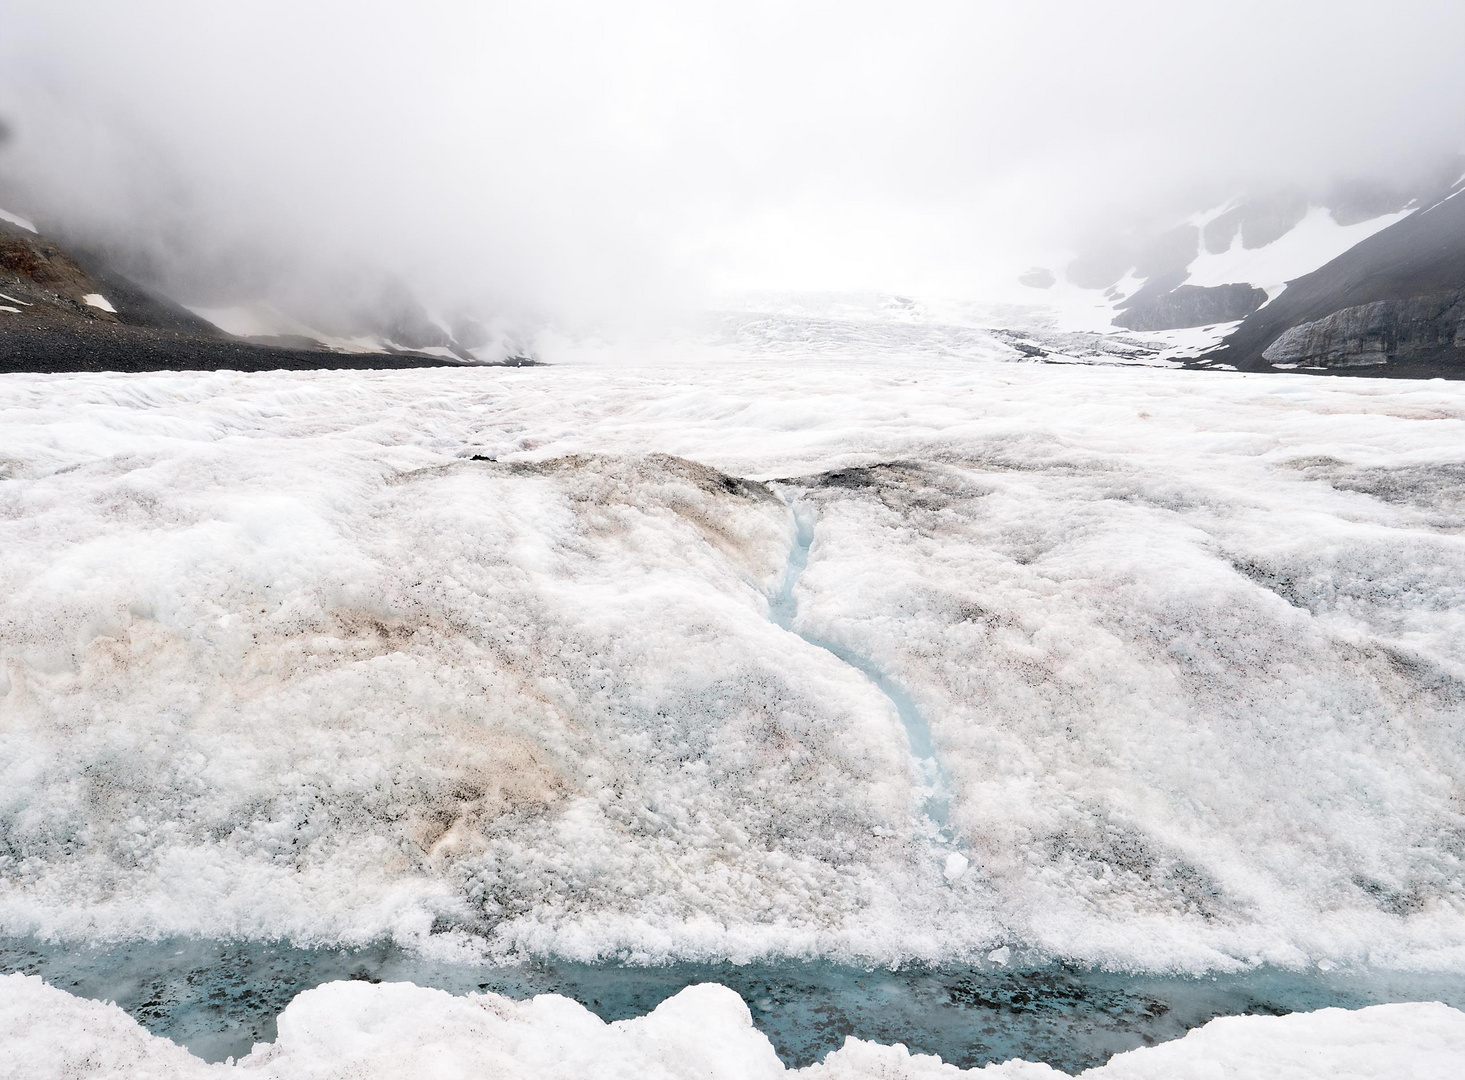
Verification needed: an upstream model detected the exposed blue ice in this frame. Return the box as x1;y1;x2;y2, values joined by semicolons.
769;492;955;846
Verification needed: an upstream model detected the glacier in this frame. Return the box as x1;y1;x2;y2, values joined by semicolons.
1;352;1464;1072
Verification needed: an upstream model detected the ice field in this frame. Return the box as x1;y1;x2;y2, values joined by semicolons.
2;351;1465;1073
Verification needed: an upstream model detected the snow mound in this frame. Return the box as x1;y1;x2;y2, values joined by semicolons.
1;973;1461;1079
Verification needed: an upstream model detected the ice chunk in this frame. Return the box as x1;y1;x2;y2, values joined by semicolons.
81;293;117;313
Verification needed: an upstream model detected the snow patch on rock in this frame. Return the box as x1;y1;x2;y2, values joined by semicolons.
0;206;37;233
1185;205;1412;299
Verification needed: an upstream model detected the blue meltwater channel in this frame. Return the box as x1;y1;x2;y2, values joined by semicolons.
767;490;957;851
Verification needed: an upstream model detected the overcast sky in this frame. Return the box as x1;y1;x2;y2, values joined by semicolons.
2;1;1462;322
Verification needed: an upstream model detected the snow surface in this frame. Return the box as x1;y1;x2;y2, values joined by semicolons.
0;206;37;233
700;293;1179;369
2;357;1463;973
2;973;1462;1079
81;293;116;313
1184;205;1411;297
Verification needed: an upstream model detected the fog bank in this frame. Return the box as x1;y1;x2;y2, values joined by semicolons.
2;1;1462;327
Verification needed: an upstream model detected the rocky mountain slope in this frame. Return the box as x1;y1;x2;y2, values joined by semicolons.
0;212;501;373
1205;185;1465;373
1012;162;1465;377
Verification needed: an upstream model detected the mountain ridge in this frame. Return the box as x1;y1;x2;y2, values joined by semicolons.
0;214;523;373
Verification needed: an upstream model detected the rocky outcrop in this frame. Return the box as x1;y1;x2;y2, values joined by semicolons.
1112;283;1268;331
1261;292;1465;368
1;220;121;322
1210;183;1465;375
1018;267;1055;289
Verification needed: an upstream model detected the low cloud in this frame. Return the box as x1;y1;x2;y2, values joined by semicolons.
2;1;1461;327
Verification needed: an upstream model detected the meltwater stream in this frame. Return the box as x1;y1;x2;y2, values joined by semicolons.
768;493;958;854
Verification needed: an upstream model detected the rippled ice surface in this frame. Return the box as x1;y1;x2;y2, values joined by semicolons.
6;937;1463;1070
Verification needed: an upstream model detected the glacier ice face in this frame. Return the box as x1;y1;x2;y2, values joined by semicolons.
0;359;1463;969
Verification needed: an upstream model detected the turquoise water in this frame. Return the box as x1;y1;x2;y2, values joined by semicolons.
4;936;1463;1070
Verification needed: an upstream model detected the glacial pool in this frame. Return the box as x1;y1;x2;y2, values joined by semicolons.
4;937;1464;1071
